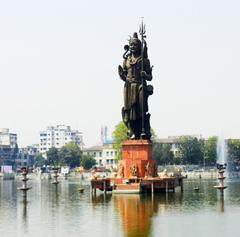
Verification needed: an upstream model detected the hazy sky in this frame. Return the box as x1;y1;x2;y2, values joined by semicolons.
1;0;240;147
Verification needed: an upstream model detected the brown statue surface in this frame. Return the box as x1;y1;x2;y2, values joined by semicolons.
145;161;158;177
130;162;138;177
117;163;124;178
118;25;153;140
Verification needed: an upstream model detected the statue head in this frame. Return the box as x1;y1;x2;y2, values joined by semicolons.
129;32;141;54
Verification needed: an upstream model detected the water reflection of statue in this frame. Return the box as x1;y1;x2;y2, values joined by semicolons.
113;195;156;237
118;30;153;140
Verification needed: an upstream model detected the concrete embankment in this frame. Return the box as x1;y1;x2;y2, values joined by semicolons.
185;171;240;179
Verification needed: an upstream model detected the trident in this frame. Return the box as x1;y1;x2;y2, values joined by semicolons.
139;19;146;139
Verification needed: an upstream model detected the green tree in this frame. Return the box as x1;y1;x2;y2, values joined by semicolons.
47;147;60;167
179;137;204;165
227;139;240;170
34;154;47;167
59;143;81;168
112;121;128;160
80;155;96;169
153;143;174;165
203;136;217;166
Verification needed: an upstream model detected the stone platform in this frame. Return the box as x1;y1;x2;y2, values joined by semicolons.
91;176;184;194
91;140;184;194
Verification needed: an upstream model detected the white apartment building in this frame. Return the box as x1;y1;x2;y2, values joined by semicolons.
0;128;17;148
83;143;118;169
39;125;83;155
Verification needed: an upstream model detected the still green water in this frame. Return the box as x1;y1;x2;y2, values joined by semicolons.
0;177;240;237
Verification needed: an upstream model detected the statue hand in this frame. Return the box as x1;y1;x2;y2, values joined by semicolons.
118;65;126;81
141;70;152;81
118;65;123;75
141;71;147;78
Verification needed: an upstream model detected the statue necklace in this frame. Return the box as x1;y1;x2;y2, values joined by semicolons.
129;55;140;65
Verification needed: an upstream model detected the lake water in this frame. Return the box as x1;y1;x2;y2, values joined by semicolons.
1;176;240;237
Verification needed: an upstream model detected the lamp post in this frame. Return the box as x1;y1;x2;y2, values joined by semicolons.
18;167;31;199
214;163;227;195
52;167;59;185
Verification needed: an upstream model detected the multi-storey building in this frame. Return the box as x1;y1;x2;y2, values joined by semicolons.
0;128;17;148
0;145;13;167
83;143;118;169
15;146;39;168
0;129;18;169
39;125;83;156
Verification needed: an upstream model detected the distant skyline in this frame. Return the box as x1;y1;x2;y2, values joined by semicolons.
1;0;240;147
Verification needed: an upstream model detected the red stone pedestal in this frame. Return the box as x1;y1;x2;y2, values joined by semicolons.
91;140;184;193
117;140;157;178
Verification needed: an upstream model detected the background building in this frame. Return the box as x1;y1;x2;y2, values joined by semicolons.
39;125;83;156
0;128;17;148
156;135;203;157
82;126;117;169
0;129;18;169
83;143;118;169
0;145;16;167
15;146;39;168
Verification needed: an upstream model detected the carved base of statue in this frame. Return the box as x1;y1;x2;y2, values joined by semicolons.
117;140;158;178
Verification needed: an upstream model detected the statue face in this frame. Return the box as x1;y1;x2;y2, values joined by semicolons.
129;40;140;54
